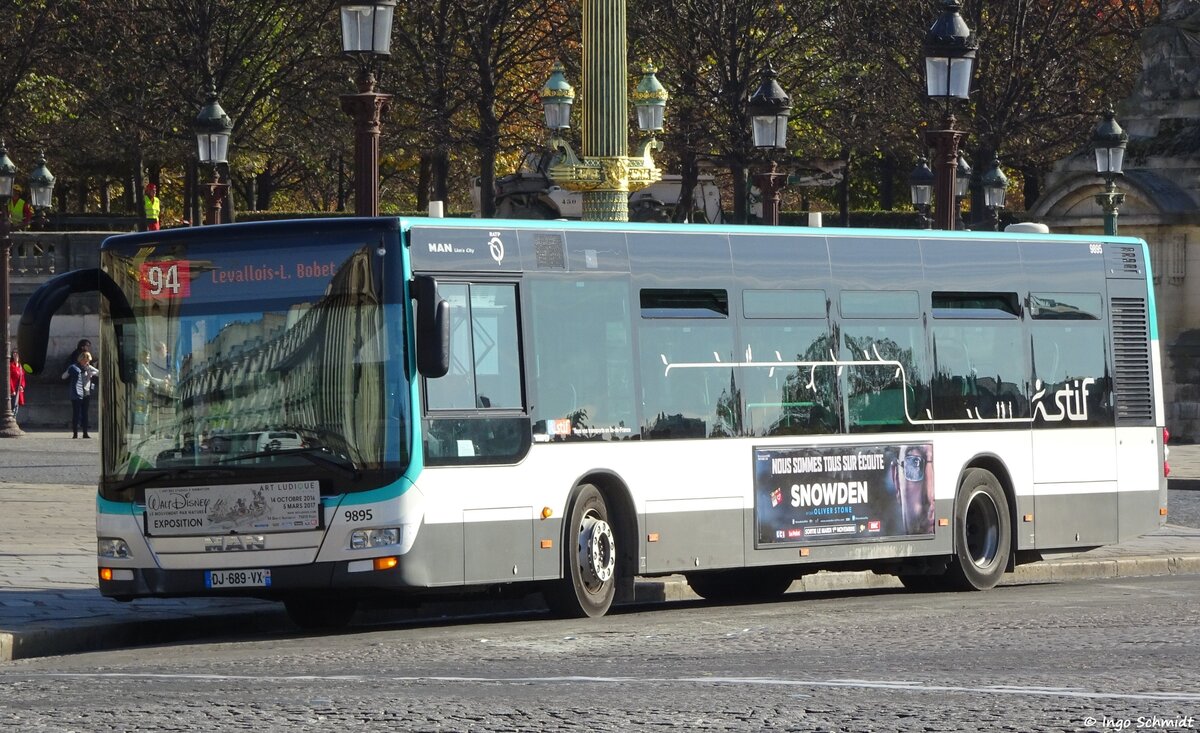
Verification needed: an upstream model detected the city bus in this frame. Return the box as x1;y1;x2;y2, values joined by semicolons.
18;216;1168;628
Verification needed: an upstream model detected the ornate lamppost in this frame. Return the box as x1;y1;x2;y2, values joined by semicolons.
0;141;21;437
747;62;792;227
954;152;971;230
194;84;234;226
909;156;934;229
979;155;1007;231
541;5;669;223
28;152;54;232
923;0;977;231
339;0;395;217
1092;106;1128;236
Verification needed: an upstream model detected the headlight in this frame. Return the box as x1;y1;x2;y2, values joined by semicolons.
98;538;132;559
351;528;400;549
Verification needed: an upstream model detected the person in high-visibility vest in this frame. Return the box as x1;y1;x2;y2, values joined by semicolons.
7;188;32;229
143;183;161;231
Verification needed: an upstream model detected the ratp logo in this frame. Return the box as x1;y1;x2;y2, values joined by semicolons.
488;232;505;266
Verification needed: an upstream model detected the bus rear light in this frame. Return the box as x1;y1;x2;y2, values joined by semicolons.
1164;427;1171;444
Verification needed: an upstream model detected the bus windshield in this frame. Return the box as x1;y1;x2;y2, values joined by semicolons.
98;234;408;500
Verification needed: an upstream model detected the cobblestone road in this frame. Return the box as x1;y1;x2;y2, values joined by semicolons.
2;574;1198;732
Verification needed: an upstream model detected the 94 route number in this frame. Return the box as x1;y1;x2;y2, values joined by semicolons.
139;260;191;299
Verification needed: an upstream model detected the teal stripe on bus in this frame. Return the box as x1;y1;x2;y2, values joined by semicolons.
1143;240;1159;340
98;494;135;515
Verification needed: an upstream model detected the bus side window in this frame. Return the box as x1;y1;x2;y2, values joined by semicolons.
528;278;636;441
638;321;737;439
931;324;1028;422
739;323;839;437
843;325;929;432
1031;324;1112;427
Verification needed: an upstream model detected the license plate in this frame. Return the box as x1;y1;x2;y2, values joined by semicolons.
205;568;271;589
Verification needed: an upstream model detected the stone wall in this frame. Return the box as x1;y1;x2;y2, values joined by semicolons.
7;231;105;430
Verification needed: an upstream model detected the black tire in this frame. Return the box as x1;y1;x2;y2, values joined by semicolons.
284;597;358;630
946;468;1011;591
686;568;794;602
544;484;617;618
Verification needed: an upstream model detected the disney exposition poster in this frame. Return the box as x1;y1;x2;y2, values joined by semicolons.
754;444;936;546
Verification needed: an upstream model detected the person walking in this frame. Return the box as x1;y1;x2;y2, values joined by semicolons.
143;183;161;231
64;351;98;438
8;348;25;419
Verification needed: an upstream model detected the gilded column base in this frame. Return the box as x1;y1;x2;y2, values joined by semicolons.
582;191;629;222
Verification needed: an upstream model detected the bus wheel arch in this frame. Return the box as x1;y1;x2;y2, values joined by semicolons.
962;455;1018;573
544;475;635;618
947;462;1014;591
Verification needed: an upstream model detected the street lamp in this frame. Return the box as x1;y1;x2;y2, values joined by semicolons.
909;157;934;229
0;141;20;437
980;155;1007;231
923;0;977;231
747;61;792;226
338;0;395;217
542;1;669;223
28;152;54;231
955;152;971;229
541;61;575;134
193;83;234;225
1092;106;1128;236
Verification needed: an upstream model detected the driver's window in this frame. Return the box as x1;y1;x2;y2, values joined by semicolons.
423;282;529;464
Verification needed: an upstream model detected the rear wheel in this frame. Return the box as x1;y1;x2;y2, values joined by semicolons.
946;468;1011;590
686;568;794;602
284;596;358;630
544;484;617;618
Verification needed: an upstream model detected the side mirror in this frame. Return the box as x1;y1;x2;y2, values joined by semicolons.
19;268;136;383
412;275;450;378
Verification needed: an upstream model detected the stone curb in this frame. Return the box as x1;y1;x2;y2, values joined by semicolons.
5;553;1199;662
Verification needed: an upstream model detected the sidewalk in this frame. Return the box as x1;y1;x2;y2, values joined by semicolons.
2;430;1199;662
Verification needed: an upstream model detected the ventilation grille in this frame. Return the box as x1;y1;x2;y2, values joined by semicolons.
1110;297;1153;423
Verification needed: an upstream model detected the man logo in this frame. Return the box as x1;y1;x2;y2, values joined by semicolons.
204;535;266;552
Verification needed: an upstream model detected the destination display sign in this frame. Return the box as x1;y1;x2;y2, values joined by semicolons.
144;480;321;536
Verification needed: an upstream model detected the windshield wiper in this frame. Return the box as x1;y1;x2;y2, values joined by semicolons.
216;447;361;478
117;466;238;493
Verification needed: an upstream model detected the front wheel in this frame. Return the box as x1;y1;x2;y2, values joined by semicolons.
946;468;1012;590
544;484;617;618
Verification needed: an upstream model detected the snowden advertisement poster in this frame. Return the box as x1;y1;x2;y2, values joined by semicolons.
754;443;936;546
